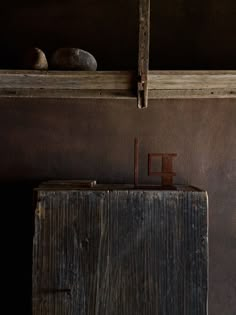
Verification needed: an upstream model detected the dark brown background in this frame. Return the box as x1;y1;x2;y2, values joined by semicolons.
1;0;236;69
0;1;235;314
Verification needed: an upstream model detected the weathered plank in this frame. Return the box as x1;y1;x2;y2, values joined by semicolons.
149;70;236;90
0;88;135;99
0;71;135;90
33;187;208;315
148;71;236;99
1;70;236;99
148;88;236;99
138;0;150;108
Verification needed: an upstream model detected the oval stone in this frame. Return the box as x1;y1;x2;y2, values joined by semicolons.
51;48;97;71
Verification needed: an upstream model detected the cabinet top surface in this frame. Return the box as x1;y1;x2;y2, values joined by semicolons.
36;182;205;193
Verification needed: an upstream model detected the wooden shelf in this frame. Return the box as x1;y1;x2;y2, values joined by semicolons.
1;2;235;104
0;2;235;105
1;70;236;100
148;71;236;99
0;70;136;99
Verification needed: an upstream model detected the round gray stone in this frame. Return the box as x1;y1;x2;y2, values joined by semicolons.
51;48;97;71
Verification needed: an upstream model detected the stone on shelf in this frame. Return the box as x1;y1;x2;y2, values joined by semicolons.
22;47;48;70
51;48;97;71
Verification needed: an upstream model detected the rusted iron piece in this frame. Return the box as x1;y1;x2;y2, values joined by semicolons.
134;138;139;186
148;153;177;186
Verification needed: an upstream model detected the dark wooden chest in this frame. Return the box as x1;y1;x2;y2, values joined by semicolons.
32;184;208;315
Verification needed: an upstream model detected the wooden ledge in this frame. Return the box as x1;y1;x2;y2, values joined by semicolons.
149;71;236;99
0;70;236;99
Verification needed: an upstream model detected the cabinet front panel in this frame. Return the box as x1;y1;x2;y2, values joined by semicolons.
33;190;208;315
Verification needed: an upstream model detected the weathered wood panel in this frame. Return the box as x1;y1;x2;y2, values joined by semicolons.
1;70;236;99
32;189;208;315
0;88;135;99
149;71;236;90
0;71;135;90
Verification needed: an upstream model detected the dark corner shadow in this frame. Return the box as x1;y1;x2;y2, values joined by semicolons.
0;180;40;315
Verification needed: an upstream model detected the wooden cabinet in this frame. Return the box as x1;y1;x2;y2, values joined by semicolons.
33;185;208;315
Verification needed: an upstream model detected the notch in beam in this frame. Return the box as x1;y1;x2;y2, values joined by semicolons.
138;0;150;109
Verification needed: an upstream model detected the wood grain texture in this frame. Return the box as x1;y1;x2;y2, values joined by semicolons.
0;88;135;99
1;70;236;99
149;71;236;90
138;0;150;108
148;71;236;99
33;189;208;315
0;71;135;90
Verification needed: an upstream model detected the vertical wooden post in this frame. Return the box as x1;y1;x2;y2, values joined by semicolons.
138;0;150;109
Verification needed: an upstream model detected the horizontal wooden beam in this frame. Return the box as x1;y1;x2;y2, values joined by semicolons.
0;88;135;99
0;71;135;90
148;70;236;99
149;71;236;90
1;70;236;100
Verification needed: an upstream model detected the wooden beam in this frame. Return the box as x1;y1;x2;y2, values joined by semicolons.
0;70;136;99
0;70;135;90
148;89;236;99
138;0;150;109
1;70;236;100
0;88;135;99
149;71;236;89
148;71;236;99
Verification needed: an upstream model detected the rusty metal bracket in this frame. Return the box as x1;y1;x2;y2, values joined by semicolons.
138;0;150;109
148;153;177;186
134;139;177;187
